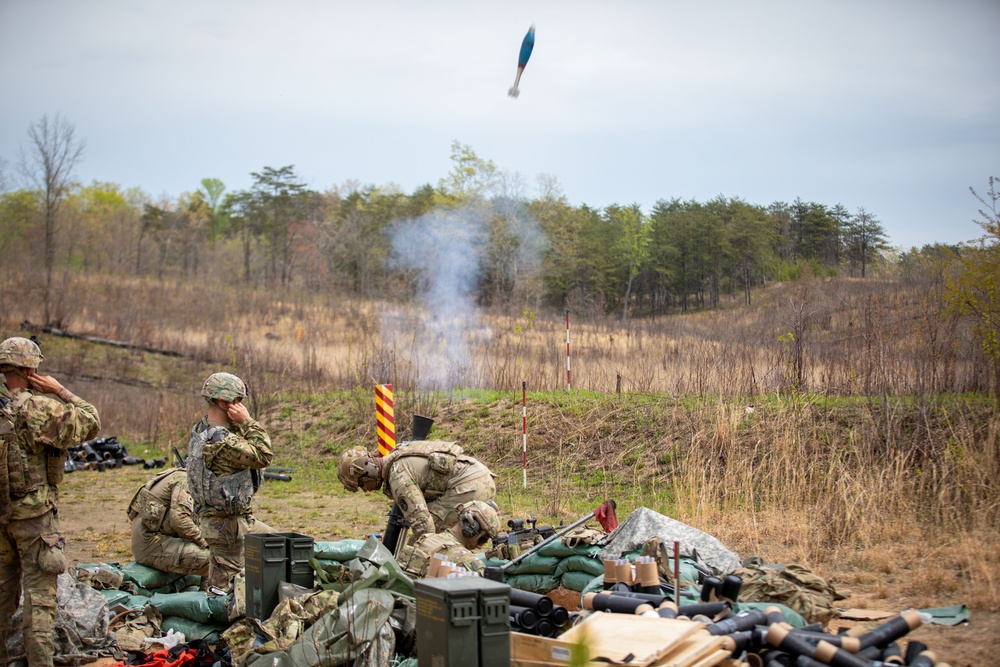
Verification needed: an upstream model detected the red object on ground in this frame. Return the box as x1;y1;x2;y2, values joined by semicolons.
595;499;618;532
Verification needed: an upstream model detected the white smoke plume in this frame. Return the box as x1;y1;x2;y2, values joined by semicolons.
384;206;492;389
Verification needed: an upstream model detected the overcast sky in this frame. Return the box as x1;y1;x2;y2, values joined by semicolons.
1;0;997;250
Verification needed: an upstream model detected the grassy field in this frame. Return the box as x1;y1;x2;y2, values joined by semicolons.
3;269;998;666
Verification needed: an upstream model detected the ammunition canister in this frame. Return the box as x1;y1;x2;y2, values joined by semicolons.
509;588;554;615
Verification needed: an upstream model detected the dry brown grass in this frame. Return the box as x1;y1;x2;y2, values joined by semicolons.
4;270;998;617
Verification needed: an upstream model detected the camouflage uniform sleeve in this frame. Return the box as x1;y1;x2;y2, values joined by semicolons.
24;394;101;452
168;480;208;548
388;461;435;540
209;418;273;475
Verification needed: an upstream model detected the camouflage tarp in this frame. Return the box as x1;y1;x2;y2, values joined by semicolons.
240;538;415;667
7;572;117;664
599;507;742;573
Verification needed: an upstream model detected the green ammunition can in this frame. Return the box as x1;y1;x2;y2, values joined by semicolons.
244;533;287;621
477;578;512;667
416;577;511;667
272;531;315;589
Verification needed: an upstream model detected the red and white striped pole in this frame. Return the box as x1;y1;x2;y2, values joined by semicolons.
522;381;527;488
565;309;571;391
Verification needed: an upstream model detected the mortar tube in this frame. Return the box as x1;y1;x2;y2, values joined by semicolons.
582;592;653;615
764;605;788;627
720;573;743;604
706;610;769;636
509;588;554;615
636;558;659;593
535;618;556;638
605;590;673;607
656;601;678;619
856;610;922;651
549;605;569;628
790;623;826;633
903;641;928;665
907;651;938;667
721;631;754;657
410;414;434;441
783;630;861;653
762;650;795;666
510;605;539;631
615;560;634;587
701;576;724;602
766;624;872;667
677;601;731;620
602;559;618;590
879;642;904;665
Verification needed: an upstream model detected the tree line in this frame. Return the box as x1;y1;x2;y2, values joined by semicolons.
2;118;898;322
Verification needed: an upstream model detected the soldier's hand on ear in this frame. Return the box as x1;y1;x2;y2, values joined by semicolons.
26;370;64;395
226;401;250;424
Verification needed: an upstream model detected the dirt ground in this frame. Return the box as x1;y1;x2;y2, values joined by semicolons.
58;467;997;667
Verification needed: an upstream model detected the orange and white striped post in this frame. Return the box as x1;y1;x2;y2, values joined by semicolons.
376;384;395;457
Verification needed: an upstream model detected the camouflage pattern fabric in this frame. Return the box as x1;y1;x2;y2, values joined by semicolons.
200;513;274;590
383;441;496;541
731;563;843;625
1;387;99;667
396;531;485;577
242;588;397;667
222;588;340;665
6;572;117;665
128;469;209;577
187;416;273;590
599;507;742;574
108;605;163;653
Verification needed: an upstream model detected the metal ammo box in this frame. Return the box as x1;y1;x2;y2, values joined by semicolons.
245;531;315;621
245;533;286;621
415;576;511;667
272;531;315;589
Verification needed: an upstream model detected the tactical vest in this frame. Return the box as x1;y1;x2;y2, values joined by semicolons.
3;392;50;498
127;468;183;532
187;421;260;516
383;441;468;497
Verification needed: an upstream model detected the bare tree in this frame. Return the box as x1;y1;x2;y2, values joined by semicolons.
18;114;85;324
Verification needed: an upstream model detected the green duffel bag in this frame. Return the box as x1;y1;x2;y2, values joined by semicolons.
146;592;229;625
559;571;601;592
505;574;560;594
121;562;181;590
313;540;366;561
553;555;605;578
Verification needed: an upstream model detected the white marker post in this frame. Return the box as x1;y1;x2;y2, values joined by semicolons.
565;309;572;391
522;381;528;488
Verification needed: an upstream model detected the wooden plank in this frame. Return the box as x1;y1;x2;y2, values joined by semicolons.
649;629;726;667
557;614;707;666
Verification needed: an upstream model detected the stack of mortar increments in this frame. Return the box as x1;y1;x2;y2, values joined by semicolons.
574;555;950;666
508;589;570;638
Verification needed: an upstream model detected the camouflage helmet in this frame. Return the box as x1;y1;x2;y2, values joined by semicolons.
201;372;247;402
337;446;381;493
0;337;43;370
458;500;501;544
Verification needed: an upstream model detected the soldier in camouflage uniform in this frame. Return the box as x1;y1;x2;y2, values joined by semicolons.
397;500;501;578
186;372;274;591
127;467;210;577
0;337;101;667
338;441;497;542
